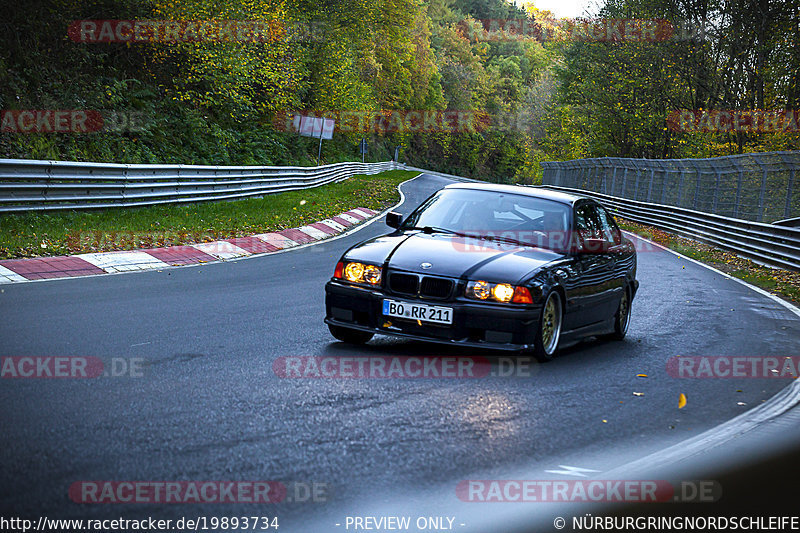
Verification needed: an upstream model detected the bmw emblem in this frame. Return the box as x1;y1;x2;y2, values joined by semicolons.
421;262;433;270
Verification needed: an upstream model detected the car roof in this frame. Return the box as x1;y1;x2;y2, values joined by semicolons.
443;182;587;206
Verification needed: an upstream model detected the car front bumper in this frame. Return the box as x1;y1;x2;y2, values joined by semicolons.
325;281;541;352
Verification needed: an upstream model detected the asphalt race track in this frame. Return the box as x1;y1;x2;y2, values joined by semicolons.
1;173;798;531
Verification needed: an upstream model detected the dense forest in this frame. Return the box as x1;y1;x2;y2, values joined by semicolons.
1;0;798;182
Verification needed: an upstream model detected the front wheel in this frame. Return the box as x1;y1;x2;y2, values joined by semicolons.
328;324;374;345
532;291;563;362
606;286;631;341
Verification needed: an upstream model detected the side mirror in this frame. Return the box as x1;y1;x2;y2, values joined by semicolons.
581;238;610;254
386;211;403;229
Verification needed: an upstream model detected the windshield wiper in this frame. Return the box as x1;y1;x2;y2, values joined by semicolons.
405;226;537;248
479;234;526;246
406;226;464;236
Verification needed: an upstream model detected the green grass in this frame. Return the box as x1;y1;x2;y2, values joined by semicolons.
730;270;800;301
0;170;419;259
669;241;719;263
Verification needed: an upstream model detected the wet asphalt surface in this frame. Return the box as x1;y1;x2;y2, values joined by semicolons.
0;173;798;530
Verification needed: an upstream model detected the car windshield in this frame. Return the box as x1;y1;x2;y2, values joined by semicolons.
401;188;571;252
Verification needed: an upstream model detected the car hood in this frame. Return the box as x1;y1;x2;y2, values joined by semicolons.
344;232;565;284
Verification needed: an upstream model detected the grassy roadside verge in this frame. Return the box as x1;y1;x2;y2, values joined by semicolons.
0;170;419;259
617;219;800;304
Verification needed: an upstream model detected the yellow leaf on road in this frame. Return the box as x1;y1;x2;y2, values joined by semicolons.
678;393;687;409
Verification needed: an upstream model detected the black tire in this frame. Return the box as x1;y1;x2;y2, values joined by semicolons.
531;290;563;362
328;324;374;345
606;285;632;341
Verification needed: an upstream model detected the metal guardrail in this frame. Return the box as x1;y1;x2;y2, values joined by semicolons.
0;159;397;212
774;217;800;228
402;165;482;183
541;151;800;223
540;185;800;272
402;165;799;270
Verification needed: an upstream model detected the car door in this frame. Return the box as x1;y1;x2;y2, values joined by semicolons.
562;202;617;329
594;203;628;314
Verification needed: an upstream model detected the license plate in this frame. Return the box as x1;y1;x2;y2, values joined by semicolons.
382;299;453;325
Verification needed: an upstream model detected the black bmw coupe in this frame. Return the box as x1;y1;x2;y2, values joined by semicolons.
325;183;639;361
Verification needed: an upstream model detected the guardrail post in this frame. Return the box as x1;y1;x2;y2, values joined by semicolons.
609;166;618;196
548;164;558;186
122;164;129;205
44;160;53;203
752;155;768;222
580;163;587;189
690;161;702;210
585;163;592;189
600;162;608;194
597;163;603;193
621;167;629;196
711;163;720;215
734;169;744;219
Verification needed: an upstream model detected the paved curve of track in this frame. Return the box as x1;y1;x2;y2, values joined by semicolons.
1;173;798;530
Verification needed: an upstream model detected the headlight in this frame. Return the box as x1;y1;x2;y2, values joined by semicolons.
364;265;382;285
491;283;515;303
467;280;492;300
466;280;536;304
344;262;365;283
336;261;382;286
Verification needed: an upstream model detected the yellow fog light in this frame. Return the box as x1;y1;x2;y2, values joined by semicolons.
469;280;491;300
344;262;365;283
492;283;515;303
364;265;382;285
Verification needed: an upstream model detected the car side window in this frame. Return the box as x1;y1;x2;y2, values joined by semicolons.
574;205;603;241
595;205;622;244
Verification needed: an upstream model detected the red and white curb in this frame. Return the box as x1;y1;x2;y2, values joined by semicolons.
0;208;377;283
